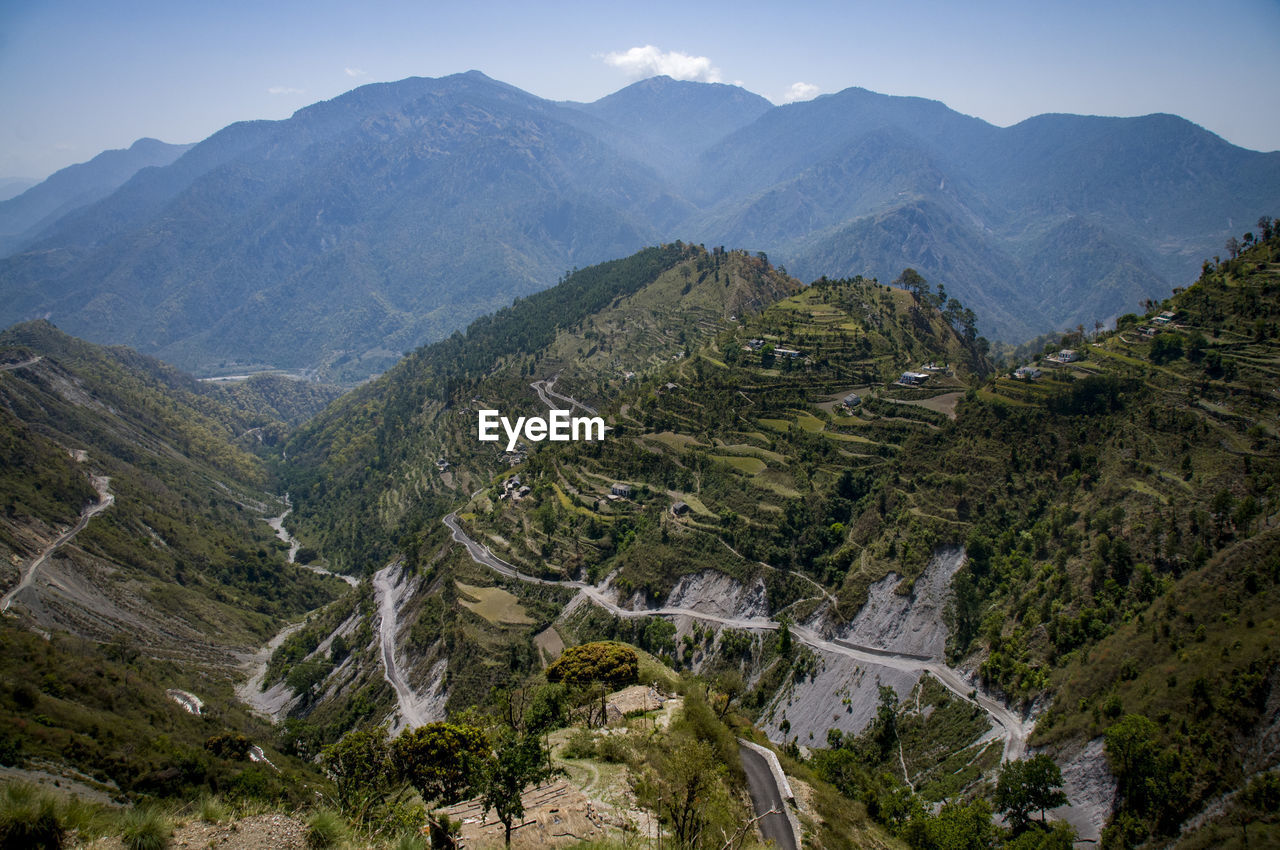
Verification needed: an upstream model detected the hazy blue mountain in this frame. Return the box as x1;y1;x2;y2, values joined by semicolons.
1;72;684;379
0;178;37;202
564;75;772;179
692;90;1279;338
0;72;1275;378
0;138;191;253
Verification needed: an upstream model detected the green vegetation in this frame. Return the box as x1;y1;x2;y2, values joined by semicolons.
119;806;171;850
545;641;639;688
460;269;987;611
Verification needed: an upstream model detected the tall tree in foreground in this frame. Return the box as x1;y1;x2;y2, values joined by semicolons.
480;727;558;848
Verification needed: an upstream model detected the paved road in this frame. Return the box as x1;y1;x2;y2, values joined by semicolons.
2;475;114;612
0;355;43;372
530;375;598;415
738;743;798;850
443;512;1031;761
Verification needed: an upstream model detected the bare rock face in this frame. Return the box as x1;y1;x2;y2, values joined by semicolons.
761;653;921;745
663;570;769;620
760;547;967;744
839;545;966;658
1047;737;1116;844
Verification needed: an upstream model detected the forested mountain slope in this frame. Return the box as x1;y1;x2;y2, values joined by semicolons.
405;230;1280;846
0;137;191;254
282;243;799;572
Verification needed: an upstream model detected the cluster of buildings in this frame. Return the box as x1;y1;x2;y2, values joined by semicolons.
745;338;803;359
500;474;532;500
1137;311;1180;338
1013;348;1084;381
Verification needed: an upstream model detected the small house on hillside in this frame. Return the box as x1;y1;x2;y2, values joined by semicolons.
1014;366;1041;380
842;392;861;409
774;347;802;359
898;371;930;386
671;501;690;517
1052;349;1081;363
611;483;632;498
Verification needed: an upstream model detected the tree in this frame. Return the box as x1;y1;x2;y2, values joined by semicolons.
480;727;559;848
391;722;488;809
1104;714;1160;814
710;670;744;719
1148;333;1184;365
894;268;930;301
995;754;1069;831
871;685;899;760
633;735;728;849
903;798;999;850
544;641;638;688
1226;236;1241;258
321;726;398;826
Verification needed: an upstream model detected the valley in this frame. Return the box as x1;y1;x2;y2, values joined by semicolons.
0;193;1276;848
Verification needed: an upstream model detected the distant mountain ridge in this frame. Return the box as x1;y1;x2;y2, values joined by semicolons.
0;137;191;254
0;71;1275;379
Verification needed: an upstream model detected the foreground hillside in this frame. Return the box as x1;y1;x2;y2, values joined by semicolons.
283;243;799;572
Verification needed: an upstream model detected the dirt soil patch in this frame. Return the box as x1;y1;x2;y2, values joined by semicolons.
82;813;307;850
534;625;565;666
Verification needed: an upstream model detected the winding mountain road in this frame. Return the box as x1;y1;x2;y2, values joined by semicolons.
0;355;43;372
738;741;799;850
2;475;114;613
530;375;597;415
442;512;1031;760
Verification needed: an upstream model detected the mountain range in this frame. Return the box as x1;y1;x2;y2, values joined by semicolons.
0;71;1276;382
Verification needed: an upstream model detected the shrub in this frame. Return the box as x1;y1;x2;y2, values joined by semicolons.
0;783;64;850
561;728;598;760
545;642;639;688
198;795;229;823
120;807;171;850
306;809;349;849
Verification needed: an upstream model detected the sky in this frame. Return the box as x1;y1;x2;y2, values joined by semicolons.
2;0;1279;180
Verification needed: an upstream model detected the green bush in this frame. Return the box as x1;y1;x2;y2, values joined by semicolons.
306;808;349;849
0;783;64;850
545;642;639;688
120;806;171;850
561;728;598;759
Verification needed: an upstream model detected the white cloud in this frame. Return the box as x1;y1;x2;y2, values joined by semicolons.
268;86;305;96
602;45;722;83
781;82;820;103
345;67;367;78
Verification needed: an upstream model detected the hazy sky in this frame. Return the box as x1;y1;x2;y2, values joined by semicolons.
3;0;1278;179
